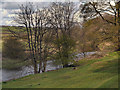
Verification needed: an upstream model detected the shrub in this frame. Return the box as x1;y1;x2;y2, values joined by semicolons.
53;34;76;67
3;37;25;60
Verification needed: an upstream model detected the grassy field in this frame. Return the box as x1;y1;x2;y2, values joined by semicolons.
2;52;119;88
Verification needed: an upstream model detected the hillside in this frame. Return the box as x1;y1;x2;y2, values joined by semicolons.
2;52;119;88
71;14;118;52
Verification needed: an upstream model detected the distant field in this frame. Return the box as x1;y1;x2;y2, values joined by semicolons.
1;26;26;38
2;52;119;88
1;26;28;50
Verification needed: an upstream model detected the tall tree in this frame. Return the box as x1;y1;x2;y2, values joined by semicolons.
48;2;76;67
14;3;50;73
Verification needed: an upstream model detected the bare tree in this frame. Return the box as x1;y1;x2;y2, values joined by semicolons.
48;2;76;67
15;3;38;73
49;2;76;36
14;3;51;73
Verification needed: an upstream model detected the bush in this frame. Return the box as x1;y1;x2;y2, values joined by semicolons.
3;37;25;60
53;34;76;67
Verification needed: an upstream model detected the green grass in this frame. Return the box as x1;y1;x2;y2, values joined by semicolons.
2;52;119;88
1;26;26;33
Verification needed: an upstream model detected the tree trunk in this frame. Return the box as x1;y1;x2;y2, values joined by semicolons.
38;61;42;73
42;60;47;72
38;39;42;73
33;58;37;74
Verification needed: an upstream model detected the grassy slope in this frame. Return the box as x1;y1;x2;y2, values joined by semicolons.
2;52;119;88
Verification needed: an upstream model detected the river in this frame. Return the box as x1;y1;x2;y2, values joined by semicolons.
1;52;95;82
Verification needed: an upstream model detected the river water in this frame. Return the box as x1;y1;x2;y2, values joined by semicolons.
2;61;63;82
1;52;95;82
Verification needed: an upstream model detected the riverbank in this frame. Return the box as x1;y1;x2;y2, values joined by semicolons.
2;52;118;88
2;52;95;82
